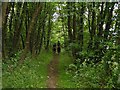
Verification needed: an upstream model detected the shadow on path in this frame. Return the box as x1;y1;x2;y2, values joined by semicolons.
47;54;59;88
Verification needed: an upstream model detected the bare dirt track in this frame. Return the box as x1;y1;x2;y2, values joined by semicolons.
47;54;59;89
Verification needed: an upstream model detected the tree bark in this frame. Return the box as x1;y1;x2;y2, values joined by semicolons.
12;3;24;55
46;13;52;50
67;2;72;43
78;3;84;51
2;2;9;59
73;2;76;41
104;3;115;40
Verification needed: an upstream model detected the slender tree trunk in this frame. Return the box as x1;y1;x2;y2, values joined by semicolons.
19;3;43;62
104;3;115;40
72;2;77;57
78;3;84;51
87;3;92;50
97;2;104;37
73;2;76;41
88;3;96;51
0;4;2;55
2;2;9;59
36;14;42;54
20;34;25;49
12;3;24;56
46;13;52;50
104;3;115;76
95;2;104;49
39;19;45;52
95;3;109;63
25;2;28;39
67;2;72;43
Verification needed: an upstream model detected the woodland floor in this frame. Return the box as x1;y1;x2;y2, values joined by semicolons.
47;54;59;88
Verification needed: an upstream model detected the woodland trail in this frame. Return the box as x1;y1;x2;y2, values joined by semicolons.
47;54;59;88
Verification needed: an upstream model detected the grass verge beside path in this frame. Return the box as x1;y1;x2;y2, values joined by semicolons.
57;52;76;88
2;51;52;88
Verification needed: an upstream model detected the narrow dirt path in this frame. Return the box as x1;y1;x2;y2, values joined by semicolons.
47;54;59;88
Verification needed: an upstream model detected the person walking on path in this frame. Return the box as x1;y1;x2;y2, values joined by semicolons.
57;41;61;54
53;43;56;54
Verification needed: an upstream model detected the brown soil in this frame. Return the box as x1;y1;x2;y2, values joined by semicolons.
47;54;59;89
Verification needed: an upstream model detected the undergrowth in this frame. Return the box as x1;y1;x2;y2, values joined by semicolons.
57;52;120;88
57;52;76;88
2;50;120;88
2;51;52;88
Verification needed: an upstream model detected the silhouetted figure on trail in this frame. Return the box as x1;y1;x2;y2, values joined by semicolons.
57;41;61;54
53;43;56;54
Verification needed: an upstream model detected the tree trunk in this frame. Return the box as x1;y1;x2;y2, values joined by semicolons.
46;13;52;51
67;2;72;43
39;4;47;52
87;3;92;50
2;2;9;59
104;3;115;40
12;3;24;54
73;2;76;41
19;3;43;62
78;3;84;51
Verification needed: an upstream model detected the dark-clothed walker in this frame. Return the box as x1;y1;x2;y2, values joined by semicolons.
57;41;61;54
53;43;56;54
